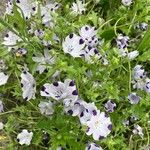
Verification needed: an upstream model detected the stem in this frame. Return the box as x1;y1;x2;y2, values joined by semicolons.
128;60;132;93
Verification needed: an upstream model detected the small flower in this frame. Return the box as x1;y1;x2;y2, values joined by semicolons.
121;0;132;6
133;124;144;138
116;34;129;49
62;33;85;58
2;31;21;51
21;70;36;101
32;49;55;74
0;72;9;86
17;129;33;145
132;79;146;90
0;60;7;71
118;48;128;57
34;29;45;39
138;22;148;31
144;78;150;93
122;119;129;126
38;101;54;115
85;143;103;150
0;122;4;130
71;0;86;15
104;100;116;112
15;48;27;57
79;25;98;47
127;50;139;60
128;93;141;104
0;100;4;113
16;0;38;19
132;65;146;80
86;111;112;140
5;0;13;14
41;79;78;106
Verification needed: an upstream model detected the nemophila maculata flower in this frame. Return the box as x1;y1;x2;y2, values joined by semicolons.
71;0;86;15
85;143;103;150
0;122;4;130
32;49;55;74
34;29;45;39
0;100;4;113
132;124;144;138
86;110;112;140
17;129;33;145
116;34;129;49
127;50;139;60
5;0;13;14
41;79;78;107
104;100;116;112
2;31;21;51
121;0;133;6
21;70;36;101
128;93;141;104
38;101;54;115
62;33;85;57
0;72;9;86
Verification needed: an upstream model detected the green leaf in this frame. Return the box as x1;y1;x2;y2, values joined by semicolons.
137;27;150;51
138;49;150;61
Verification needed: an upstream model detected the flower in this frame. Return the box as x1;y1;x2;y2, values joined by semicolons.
0;100;4;113
71;0;86;15
79;102;98;125
85;143;103;150
144;78;150;93
62;33;85;57
116;34;129;49
86;111;112;140
15;48;27;57
121;0;132;6
118;48;128;57
138;22;148;31
104;100;116;112
133;124;144;138
41;79;78;106
34;29;45;39
128;93;141;104
38;101;54;115
2;31;21;51
21;70;36;101
16;0;38;19
5;0;13;14
79;25;101;47
17;129;33;145
0;60;7;71
32;49;55;74
0;72;9;86
127;50;139;60
132;65;146;80
0;122;4;130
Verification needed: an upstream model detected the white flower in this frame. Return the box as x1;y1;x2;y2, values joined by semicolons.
0;100;4;113
104;100;116;112
133;124;144;138
62;33;85;58
138;22;148;31
79;25;100;47
128;93;141;104
17;129;33;145
71;0;86;15
79;102;99;125
86;111;112;140
0;122;4;130
2;31;21;50
5;0;13;14
32;49;55;74
144;78;150;93
132;65;147;80
116;34;129;49
121;0;132;6
21;70;36;101
0;72;9;86
85;143;103;150
132;79;145;90
38;101;54;115
16;0;38;19
34;29;45;39
0;60;7;71
41;79;78;106
127;50;139;60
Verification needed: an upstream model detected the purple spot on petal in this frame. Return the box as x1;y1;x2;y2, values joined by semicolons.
53;82;59;86
69;80;75;86
85;26;89;30
69;34;73;39
72;90;78;95
94;49;99;54
92;110;97;116
41;86;46;91
108;124;112;130
68;110;73;115
79;39;84;45
99;135;104;140
105;112;109;118
87;145;91;150
80;111;84;117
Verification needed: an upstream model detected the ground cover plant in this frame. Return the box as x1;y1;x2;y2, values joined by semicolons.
0;0;150;149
